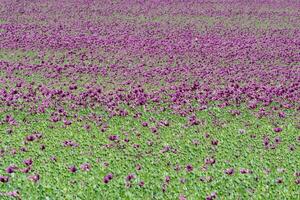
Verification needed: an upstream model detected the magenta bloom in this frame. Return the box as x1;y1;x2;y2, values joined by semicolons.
23;158;33;166
6;165;18;174
68;165;77;173
136;164;142;171
205;158;216;165
126;173;135;181
274;127;282;132
142;122;148;127
224;168;234;175
103;173;113;184
108;135;119;141
80;163;91;171
206;192;217;200
240;168;253;174
20;167;31;173
25;134;36;142
0;175;9;183
211;139;219;146
186;164;193;172
138;181;145;187
165;176;171;183
28;174;40;183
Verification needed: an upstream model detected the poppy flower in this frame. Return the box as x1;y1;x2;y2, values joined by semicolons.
68;165;77;173
0;175;9;183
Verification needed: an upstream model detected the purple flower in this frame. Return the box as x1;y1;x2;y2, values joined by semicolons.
278;112;286;118
20;167;31;173
80;163;91;171
138;181;145;187
240;168;253;174
294;172;300;177
5;190;19;198
211;139;219;146
274;136;281;143
136;164;142;171
274;127;282;133
186;164;193;172
165;176;170;183
6;165;18;174
63;140;79;147
108;135;119;141
50;156;57;162
206;192;217;200
224;168;234;175
0;175;9;183
205;158;216;165
150;127;157;133
23;158;33;166
25;134;36;142
64;120;72;126
28;174;40;183
142;122;148;127
103;173;113;184
126;173;135;181
68;165;77;173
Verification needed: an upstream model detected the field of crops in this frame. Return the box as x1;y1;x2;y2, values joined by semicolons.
0;0;300;199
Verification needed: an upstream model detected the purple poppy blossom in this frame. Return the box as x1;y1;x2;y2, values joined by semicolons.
138;181;145;187
6;165;18;174
224;168;234;175
5;190;19;198
63;140;79;147
274;136;282;143
25;134;36;142
278;112;286;118
206;192;217;200
23;158;33;166
142;122;148;127
0;175;9;183
68;165;77;173
165;176;170;183
20;167;31;173
126;173;135;181
28;174;40;183
108;135;119;141
274;127;282;133
136;164;142;171
186;164;193;172
211;139;219;146
205;158;216;165
80;163;91;171
240;168;253;174
103;173;113;184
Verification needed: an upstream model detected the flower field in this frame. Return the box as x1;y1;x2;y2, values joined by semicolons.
0;0;300;199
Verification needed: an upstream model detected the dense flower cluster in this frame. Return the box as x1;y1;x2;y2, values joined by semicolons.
0;0;299;199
